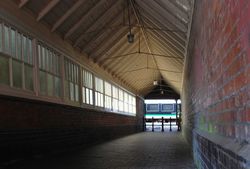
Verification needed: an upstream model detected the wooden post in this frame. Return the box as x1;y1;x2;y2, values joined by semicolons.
169;117;172;131
152;117;154;132
175;99;178;125
143;117;146;131
161;117;164;132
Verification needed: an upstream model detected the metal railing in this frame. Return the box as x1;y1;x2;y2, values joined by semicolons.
144;117;181;132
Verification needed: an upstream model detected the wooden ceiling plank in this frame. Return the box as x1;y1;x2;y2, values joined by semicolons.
82;12;124;53
102;32;147;70
142;16;185;55
51;0;86;32
110;44;143;75
18;0;29;8
64;0;106;39
129;0;159;74
138;1;186;42
73;0;122;47
37;0;60;21
88;26;129;59
156;0;189;25
139;0;187;32
146;28;184;57
86;15;135;60
149;43;183;69
147;34;184;68
98;29;140;66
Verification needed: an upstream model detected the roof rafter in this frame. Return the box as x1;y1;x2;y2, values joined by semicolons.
89;26;129;59
97;29;141;65
138;1;186;41
37;0;60;21
64;0;105;39
18;0;29;8
73;0;122;47
106;34;142;71
142;16;185;54
51;0;86;32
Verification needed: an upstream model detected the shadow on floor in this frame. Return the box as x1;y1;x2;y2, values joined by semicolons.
2;132;196;169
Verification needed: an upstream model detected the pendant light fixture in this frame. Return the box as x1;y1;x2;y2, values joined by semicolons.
127;0;134;43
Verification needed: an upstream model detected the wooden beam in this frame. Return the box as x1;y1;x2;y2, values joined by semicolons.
130;0;158;70
82;12;124;53
19;0;29;8
51;0;86;32
37;0;60;21
64;0;105;39
73;0;121;47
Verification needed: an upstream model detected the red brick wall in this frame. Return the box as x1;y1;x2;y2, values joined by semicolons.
182;0;250;168
0;95;144;162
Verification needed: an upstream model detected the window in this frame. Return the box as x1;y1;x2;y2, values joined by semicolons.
0;56;9;85
38;43;61;97
132;96;136;114
0;21;137;116
82;69;93;105
124;92;129;113
0;23;2;52
64;58;79;102
104;81;112;109
0;23;34;90
95;77;103;107
118;89;124;112
112;85;119;111
128;94;133;114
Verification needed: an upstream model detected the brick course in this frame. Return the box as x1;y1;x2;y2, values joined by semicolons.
0;95;144;162
183;0;250;168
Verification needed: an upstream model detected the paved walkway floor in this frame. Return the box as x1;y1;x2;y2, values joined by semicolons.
5;132;195;169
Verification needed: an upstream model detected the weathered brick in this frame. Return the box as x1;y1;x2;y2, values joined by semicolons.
183;0;250;168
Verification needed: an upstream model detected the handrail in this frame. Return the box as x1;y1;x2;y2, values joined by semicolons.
144;117;181;132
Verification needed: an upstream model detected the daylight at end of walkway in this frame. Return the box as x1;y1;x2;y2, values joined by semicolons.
4;132;195;169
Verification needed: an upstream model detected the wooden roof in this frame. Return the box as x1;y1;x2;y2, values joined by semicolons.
14;0;194;96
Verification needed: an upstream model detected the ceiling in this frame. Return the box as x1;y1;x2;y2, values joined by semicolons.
13;0;194;96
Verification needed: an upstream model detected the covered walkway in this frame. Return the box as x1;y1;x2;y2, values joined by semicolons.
4;132;195;169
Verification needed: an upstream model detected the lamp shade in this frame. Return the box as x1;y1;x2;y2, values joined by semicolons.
127;33;134;43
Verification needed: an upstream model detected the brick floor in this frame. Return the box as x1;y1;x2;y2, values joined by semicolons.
4;132;195;169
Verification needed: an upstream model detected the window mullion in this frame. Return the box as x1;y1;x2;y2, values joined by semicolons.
60;55;65;100
34;40;39;96
22;62;25;89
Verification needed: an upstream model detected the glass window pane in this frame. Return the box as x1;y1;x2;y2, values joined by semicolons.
86;88;90;104
95;92;98;106
47;73;53;96
12;60;22;88
75;84;79;102
112;86;118;98
0;55;9;85
119;101;123;112
24;64;33;91
42;47;46;70
70;82;74;101
10;29;16;58
100;93;103;107
64;80;69;98
48;51;53;72
17;32;22;60
28;39;32;65
105;82;111;96
82;87;86;103
4;25;9;54
113;99;118;111
0;24;2;52
39;70;46;95
54;76;61;97
23;36;28;63
89;90;93;105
